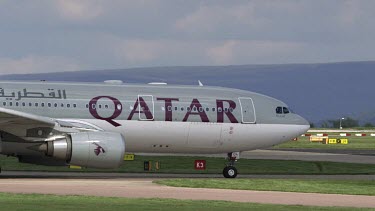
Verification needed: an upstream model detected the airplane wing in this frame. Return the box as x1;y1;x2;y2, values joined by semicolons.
0;107;55;127
0;107;100;142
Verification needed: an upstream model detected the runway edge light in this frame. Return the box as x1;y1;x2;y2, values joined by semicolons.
124;154;135;161
69;165;82;169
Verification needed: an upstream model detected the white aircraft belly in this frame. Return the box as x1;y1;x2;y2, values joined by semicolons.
77;119;309;154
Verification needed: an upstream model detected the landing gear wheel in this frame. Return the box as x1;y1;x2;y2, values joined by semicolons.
223;166;237;178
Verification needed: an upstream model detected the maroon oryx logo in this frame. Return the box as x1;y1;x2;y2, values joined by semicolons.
93;142;106;156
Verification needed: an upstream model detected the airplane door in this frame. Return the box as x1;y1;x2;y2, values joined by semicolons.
238;97;256;124
138;95;154;120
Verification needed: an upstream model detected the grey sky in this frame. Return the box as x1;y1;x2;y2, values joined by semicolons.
0;0;374;74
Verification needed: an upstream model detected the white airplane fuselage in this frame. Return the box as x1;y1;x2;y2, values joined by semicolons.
0;81;309;156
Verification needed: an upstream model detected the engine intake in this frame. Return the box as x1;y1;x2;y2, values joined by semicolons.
39;132;125;168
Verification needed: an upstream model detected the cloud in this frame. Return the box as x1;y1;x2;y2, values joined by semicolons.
54;0;104;21
112;37;306;67
206;41;236;64
335;0;364;26
0;0;375;74
206;40;305;65
175;3;265;34
174;1;306;36
116;39;164;64
0;56;85;75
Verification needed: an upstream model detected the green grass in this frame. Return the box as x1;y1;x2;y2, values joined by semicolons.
156;178;375;196
3;155;375;175
0;192;370;211
274;133;375;149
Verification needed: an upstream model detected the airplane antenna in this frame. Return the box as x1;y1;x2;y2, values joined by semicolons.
198;80;203;86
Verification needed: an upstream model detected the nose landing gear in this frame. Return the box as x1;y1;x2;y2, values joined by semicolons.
223;152;239;178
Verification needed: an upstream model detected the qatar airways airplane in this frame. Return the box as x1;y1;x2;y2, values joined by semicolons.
0;80;309;178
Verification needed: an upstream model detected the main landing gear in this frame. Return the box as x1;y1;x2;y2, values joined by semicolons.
223;152;239;178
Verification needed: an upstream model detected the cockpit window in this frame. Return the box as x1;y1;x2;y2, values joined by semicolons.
283;107;290;114
276;106;290;114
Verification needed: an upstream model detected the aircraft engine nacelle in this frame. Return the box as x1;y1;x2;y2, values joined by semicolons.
43;132;125;169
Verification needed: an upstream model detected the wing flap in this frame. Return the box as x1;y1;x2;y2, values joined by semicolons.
0;107;56;126
0;107;101;142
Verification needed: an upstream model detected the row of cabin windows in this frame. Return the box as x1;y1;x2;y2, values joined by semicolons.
86;104;234;113
1;101;234;113
85;104;110;109
88;104;235;113
2;102;114;109
2;101;78;108
172;106;234;113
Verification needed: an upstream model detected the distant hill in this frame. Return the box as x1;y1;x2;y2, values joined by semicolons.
1;61;374;125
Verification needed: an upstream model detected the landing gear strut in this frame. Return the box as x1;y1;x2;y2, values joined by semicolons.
223;152;239;178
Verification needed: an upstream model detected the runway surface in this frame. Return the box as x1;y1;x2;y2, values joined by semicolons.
141;149;375;164
3;171;375;180
242;149;375;164
2;149;375;208
0;176;375;208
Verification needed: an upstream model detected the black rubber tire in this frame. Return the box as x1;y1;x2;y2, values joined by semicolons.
223;167;229;178
223;166;237;178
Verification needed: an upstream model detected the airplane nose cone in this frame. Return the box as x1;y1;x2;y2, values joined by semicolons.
292;114;310;126
296;114;310;133
288;114;310;135
300;115;310;126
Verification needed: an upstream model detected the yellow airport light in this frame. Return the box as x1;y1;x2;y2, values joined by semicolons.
339;139;348;144
326;138;349;145
124;154;135;161
69;165;82;169
310;136;328;143
328;139;337;144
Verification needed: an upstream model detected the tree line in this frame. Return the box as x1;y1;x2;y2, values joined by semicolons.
310;117;374;128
